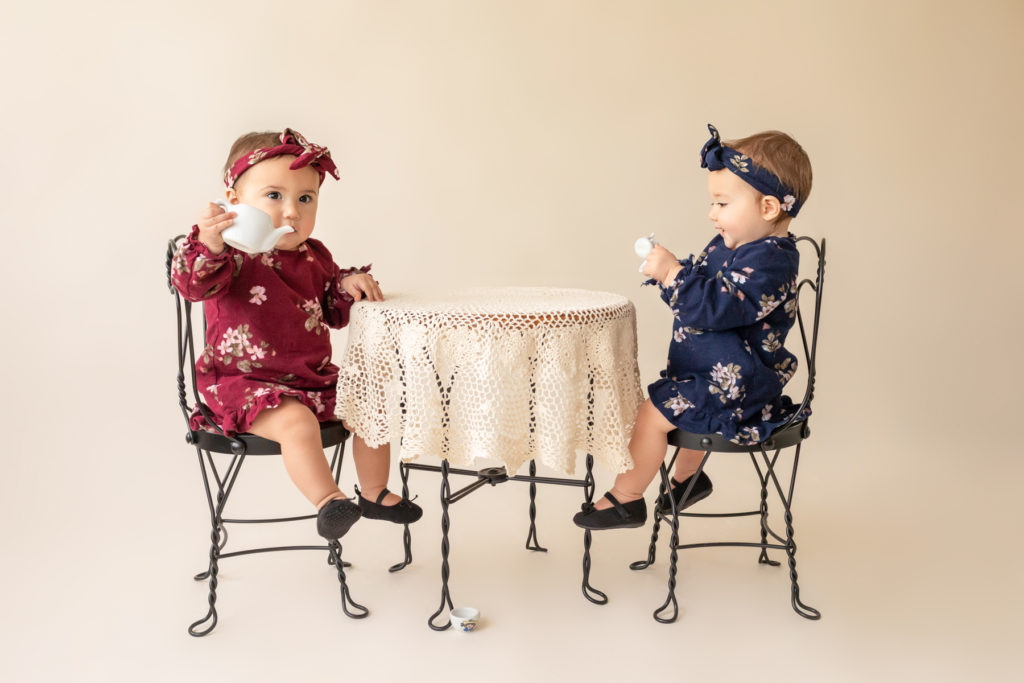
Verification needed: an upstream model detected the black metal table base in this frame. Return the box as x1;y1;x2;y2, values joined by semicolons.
629;444;820;623
401;453;606;630
386;460;416;573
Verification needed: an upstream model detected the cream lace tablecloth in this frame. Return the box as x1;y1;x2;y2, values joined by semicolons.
336;287;643;475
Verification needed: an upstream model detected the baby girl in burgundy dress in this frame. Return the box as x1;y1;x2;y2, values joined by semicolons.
171;128;421;539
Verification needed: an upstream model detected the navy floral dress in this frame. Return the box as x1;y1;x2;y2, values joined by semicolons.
646;233;803;445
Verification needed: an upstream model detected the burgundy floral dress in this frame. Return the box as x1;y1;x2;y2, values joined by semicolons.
171;227;369;435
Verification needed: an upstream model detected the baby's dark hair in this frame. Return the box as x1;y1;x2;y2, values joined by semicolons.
223;131;282;174
724;130;812;217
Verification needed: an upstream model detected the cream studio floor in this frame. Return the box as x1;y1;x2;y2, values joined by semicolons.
4;439;1019;682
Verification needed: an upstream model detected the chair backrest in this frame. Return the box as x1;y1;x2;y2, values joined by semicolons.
166;235;226;436
781;235;826;432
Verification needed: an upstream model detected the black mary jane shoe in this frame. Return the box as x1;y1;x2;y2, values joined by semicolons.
356;487;423;525
572;492;647;530
657;471;713;514
316;498;362;540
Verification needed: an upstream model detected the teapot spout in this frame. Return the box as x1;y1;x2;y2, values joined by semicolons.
262;225;295;251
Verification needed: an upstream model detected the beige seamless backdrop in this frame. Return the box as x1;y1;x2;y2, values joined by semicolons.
1;1;1021;681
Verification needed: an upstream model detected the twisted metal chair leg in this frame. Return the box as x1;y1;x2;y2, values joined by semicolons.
189;449;241;637
194;481;228;581
328;540;369;618
630;463;671;571
193;524;227;580
759;444;820;620
757;493;779;567
751;453;780;567
783;510;820;619
189;520;222;636
632;448;680;571
652;464;680;623
580;454;608;605
778;446;820;619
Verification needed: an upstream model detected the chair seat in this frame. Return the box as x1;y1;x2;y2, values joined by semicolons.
667;419;810;453
188;420;350;456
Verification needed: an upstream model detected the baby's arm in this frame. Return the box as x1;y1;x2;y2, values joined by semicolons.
642;244;685;285
339;271;383;303
323;264;376;329
195;202;236;255
658;243;797;331
170;222;239;302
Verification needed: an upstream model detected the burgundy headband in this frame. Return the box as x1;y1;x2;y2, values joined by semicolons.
224;128;340;188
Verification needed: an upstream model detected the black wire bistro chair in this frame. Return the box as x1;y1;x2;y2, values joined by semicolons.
630;235;826;624
166;235;368;637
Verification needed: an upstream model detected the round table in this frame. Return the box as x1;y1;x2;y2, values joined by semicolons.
337;287;645;628
336;287;644;475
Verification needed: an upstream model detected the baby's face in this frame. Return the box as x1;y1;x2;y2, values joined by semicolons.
706;170;785;249
230;155;322;251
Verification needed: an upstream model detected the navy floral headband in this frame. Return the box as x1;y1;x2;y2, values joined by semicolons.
700;123;802;217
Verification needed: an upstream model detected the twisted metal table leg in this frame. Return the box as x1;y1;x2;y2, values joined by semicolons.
525;460;548;552
428;460;454;630
580;454;608;605
389;461;414;573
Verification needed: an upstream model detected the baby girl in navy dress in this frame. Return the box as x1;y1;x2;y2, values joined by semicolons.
574;124;813;530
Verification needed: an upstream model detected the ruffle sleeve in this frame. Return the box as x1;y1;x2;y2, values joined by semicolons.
323;263;372;329
170;226;241;302
650;239;798;332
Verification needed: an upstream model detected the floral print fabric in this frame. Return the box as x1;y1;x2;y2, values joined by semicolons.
171;227;369;435
646;233;803;445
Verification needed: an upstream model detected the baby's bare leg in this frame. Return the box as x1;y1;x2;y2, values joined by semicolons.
594;399;676;509
343;426;401;506
249;397;344;509
673;448;707;482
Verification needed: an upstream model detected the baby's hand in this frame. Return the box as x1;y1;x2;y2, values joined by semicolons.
341;272;384;302
196;202;235;255
642;245;684;285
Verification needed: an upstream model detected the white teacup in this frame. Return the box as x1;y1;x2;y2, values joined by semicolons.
450;606;480;632
634;232;658;272
215;200;294;254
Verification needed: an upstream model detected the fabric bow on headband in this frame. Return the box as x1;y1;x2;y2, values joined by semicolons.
700;123;802;217
224;128;341;188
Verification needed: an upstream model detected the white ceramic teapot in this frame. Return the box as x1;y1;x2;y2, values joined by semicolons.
214;200;295;254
